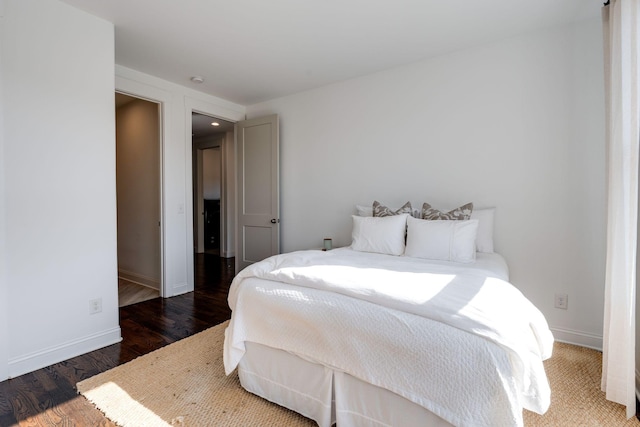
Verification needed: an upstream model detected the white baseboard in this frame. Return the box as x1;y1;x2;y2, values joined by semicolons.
8;327;122;379
550;326;603;351
118;269;160;291
172;282;190;296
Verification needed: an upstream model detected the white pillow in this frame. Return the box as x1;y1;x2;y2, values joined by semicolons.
470;208;495;253
351;214;408;256
405;216;479;263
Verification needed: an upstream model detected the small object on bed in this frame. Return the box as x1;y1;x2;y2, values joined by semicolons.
322;238;332;251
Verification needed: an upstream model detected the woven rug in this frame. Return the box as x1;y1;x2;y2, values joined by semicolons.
78;321;640;426
524;341;640;426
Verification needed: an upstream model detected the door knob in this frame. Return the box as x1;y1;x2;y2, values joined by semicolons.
270;218;279;224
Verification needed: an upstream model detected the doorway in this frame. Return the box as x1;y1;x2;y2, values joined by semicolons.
115;93;162;306
202;147;221;255
191;112;236;294
191;112;235;259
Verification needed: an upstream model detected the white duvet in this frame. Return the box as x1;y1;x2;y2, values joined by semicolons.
224;248;554;427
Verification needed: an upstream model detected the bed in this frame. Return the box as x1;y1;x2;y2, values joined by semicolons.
223;208;553;427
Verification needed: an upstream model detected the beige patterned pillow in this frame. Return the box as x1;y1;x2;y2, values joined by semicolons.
421;202;473;220
373;201;412;217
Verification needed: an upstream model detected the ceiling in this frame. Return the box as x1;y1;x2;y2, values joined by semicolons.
61;0;602;106
191;113;234;139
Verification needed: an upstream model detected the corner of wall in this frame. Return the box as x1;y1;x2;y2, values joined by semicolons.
550;326;603;351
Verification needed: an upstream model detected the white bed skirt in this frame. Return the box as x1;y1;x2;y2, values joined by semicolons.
238;341;454;427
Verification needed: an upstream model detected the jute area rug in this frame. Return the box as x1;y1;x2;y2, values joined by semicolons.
78;321;640;426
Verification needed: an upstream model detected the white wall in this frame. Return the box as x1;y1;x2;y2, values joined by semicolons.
115;66;245;296
637;204;640;395
0;0;9;382
1;0;120;377
203;148;222;200
247;18;606;348
116;99;161;289
637;238;640;395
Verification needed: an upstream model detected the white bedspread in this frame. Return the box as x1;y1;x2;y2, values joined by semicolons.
224;248;553;427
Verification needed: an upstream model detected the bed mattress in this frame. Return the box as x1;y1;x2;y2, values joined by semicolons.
224;248;553;426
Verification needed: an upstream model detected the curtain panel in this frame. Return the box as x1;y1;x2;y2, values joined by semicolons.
601;0;640;419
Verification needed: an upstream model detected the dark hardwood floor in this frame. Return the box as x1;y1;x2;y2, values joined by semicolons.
0;253;234;427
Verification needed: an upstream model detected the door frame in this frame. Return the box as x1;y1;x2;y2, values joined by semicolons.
114;89;165;297
115;77;172;298
115;72;245;297
184;97;244;292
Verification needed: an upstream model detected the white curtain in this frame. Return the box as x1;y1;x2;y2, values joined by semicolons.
601;0;640;419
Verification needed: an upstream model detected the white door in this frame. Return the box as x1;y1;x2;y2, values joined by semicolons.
236;114;279;272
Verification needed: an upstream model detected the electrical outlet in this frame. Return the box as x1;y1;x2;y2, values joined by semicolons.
89;298;102;315
554;293;568;310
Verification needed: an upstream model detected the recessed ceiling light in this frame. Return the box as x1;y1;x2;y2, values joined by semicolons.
190;76;204;84
211;122;220;127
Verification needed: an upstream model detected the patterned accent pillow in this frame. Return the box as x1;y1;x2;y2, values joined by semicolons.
373;201;412;217
421;202;473;220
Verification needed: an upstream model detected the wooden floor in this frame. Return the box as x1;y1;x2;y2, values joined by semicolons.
0;253;234;426
117;279;160;307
